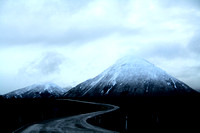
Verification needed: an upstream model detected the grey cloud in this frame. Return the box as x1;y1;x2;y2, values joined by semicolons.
35;52;65;74
0;0;139;46
0;22;141;45
159;0;200;8
0;0;91;15
48;26;117;45
59;26;141;45
0;0;94;45
143;43;188;59
2;0;199;46
19;52;66;75
182;66;200;78
176;65;200;89
188;30;200;54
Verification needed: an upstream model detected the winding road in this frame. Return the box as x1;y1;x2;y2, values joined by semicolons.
14;99;119;133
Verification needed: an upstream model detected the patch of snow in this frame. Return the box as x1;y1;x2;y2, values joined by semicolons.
105;87;112;95
110;72;119;86
44;84;49;91
90;75;104;87
145;86;149;93
170;78;177;89
112;80;116;86
83;86;93;96
167;82;171;86
182;84;185;87
48;89;53;93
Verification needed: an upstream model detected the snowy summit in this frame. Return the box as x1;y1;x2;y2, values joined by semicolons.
4;83;67;98
65;55;197;97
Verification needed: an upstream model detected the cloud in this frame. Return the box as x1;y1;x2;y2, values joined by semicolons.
34;52;65;75
0;0;200;93
0;0;92;45
159;0;200;8
0;0;126;45
0;0;199;46
19;51;66;75
188;29;200;55
0;0;157;45
176;65;200;89
142;43;188;59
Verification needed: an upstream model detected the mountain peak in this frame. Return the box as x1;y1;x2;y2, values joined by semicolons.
4;82;67;98
98;55;168;85
65;56;196;97
116;54;149;64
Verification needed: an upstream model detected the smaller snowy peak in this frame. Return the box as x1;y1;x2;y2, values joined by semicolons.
4;83;67;99
27;82;66;93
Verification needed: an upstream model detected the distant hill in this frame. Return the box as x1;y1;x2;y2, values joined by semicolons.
4;83;67;98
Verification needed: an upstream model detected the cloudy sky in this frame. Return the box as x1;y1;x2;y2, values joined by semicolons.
0;0;200;94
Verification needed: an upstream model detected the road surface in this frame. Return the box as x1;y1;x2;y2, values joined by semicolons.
14;99;119;133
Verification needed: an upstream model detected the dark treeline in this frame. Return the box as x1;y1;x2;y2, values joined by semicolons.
85;93;200;132
0;98;104;133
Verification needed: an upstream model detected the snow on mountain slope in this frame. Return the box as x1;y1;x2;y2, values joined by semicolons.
65;56;197;97
4;83;67;98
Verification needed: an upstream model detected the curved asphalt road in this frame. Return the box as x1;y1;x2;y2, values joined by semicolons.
15;99;119;133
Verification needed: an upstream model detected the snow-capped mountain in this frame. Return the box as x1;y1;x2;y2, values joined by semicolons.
4;83;67;98
65;56;197;97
